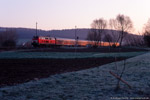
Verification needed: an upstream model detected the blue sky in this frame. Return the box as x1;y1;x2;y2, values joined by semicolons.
0;0;150;33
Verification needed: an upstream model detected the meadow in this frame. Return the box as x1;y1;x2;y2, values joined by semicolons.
0;50;149;99
0;51;146;59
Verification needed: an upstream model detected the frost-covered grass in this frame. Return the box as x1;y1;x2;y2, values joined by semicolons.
0;52;150;100
0;51;146;59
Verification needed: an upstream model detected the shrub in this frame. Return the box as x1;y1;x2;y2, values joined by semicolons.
0;29;18;48
2;40;16;47
144;34;150;47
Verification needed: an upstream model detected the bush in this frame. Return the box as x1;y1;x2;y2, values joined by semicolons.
92;45;98;48
0;29;17;48
144;35;150;47
2;40;16;47
112;44;117;48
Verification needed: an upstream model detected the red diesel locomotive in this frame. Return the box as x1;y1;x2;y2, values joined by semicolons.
32;36;56;47
31;36;119;47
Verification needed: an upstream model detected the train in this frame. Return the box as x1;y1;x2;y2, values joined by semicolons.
31;36;119;47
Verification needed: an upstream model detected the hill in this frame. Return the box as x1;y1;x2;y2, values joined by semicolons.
0;27;143;46
0;27;90;40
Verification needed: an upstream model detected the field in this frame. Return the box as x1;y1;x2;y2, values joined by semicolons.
0;48;149;100
0;51;146;59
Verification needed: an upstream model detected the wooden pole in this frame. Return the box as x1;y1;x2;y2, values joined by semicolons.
109;71;132;89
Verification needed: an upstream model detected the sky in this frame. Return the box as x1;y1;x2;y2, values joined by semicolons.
0;0;150;33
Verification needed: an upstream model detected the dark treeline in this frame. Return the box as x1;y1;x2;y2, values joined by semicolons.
0;29;18;48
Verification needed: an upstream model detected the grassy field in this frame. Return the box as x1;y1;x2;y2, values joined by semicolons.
0;52;150;99
0;51;146;59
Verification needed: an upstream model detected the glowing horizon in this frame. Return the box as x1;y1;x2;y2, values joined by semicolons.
0;0;150;34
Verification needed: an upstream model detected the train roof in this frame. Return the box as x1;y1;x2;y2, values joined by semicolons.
56;37;90;41
33;36;116;43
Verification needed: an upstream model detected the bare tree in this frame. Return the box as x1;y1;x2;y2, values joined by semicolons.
0;29;18;47
0;33;2;47
103;34;113;47
145;19;150;32
109;19;120;46
87;18;107;47
143;19;150;47
109;59;132;91
109;14;133;47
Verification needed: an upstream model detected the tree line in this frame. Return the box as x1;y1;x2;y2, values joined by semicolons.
0;29;17;48
87;14;150;47
143;19;150;47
